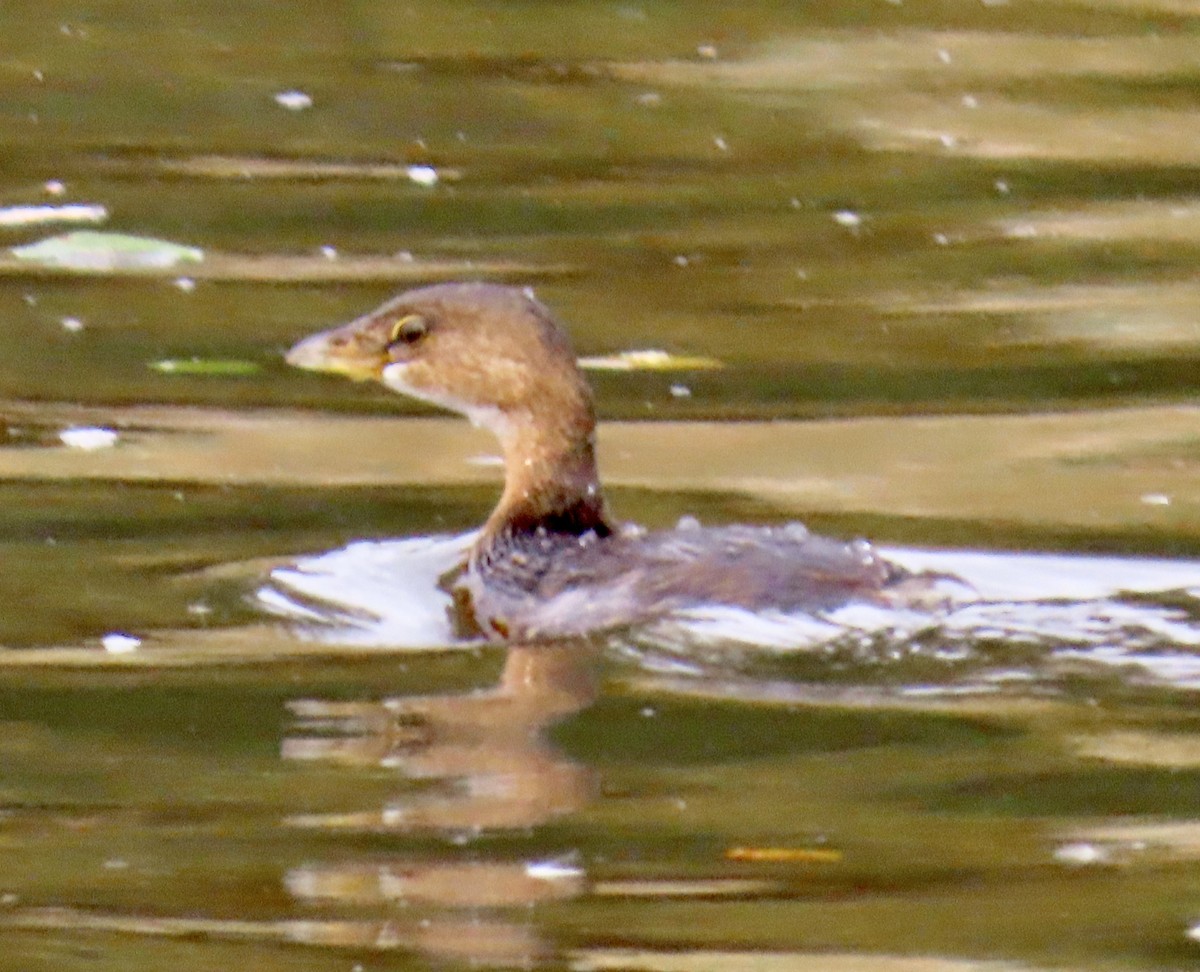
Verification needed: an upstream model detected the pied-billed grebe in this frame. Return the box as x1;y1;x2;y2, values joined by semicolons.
287;283;935;640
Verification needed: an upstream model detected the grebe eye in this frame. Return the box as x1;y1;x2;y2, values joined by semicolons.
389;314;427;346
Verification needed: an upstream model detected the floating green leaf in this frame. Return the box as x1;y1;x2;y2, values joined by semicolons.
12;231;204;270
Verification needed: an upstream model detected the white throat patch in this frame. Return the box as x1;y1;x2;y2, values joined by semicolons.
381;362;508;436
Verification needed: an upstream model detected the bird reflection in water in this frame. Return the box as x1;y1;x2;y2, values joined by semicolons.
279;640;598;967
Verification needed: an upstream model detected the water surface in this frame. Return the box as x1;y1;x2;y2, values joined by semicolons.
0;2;1199;970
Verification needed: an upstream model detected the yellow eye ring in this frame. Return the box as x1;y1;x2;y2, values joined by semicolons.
389;314;428;346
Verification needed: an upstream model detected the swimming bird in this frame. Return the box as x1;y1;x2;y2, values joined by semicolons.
287;283;937;640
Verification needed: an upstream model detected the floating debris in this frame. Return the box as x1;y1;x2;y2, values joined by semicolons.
43;180;65;196
0;203;107;228
101;633;141;655
524;858;585;882
148;155;465;183
274;90;312;111
578;349;723;371
405;164;439;187
726;846;843;863
12;231;204;271
150;358;261;376
173;276;196;292
58;426;118;450
59;316;84;333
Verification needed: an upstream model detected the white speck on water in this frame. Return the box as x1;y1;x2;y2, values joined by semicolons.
1188;922;1200;942
713;135;729;152
697;44;718;59
173;276;195;292
795;268;809;279
23;294;37;306
466;453;504;467
186;601;213;617
60;316;84;332
42;179;64;195
59;426;118;450
939;133;957;148
103;858;130;870
1053;842;1110;866
396;250;415;262
1141;493;1171;507
937;49;952;64
33;69;44;82
640;706;658;718
673;254;690;267
405;164;439;187
319;245;338;260
0;893;17;906
525;858;584;881
274;90;312;111
669;383;692;398
634;91;662;107
102;633;141;655
962;94;979;109
1006;223;1037;239
833;209;863;229
994;178;1011;194
933;232;951;246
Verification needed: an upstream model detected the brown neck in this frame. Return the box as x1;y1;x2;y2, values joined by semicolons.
476;407;612;555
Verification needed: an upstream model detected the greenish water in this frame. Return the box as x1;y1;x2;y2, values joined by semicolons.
0;2;1199;970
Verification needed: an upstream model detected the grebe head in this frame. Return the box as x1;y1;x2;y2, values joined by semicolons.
286;282;592;438
287;282;611;542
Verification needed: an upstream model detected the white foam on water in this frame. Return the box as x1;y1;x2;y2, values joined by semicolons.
258;537;1200;688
